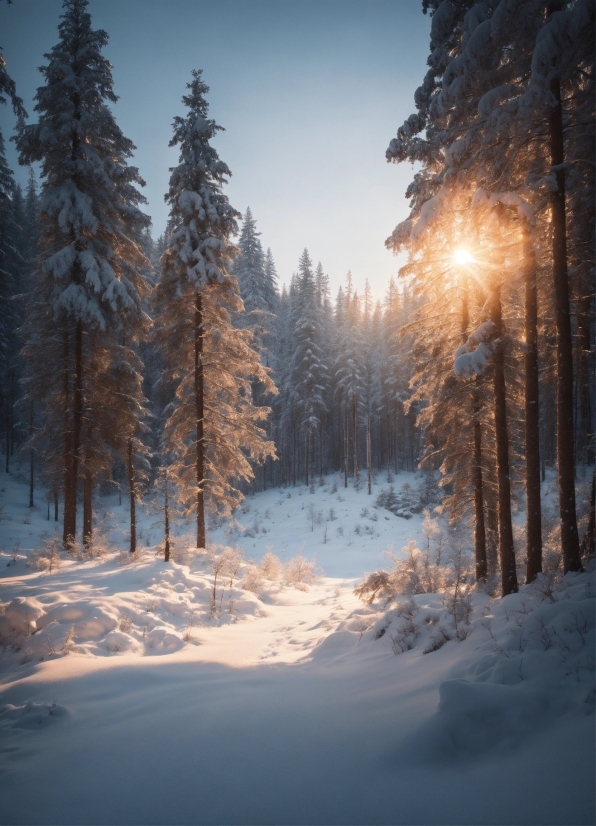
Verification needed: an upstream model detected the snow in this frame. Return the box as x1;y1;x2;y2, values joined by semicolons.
0;470;594;825
454;320;497;379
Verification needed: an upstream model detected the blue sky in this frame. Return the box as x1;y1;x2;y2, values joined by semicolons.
0;0;430;296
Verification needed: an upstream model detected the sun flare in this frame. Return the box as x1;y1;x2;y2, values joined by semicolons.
453;248;474;266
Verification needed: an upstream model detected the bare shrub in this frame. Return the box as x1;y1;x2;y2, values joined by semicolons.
442;545;474;640
28;537;62;574
210;546;244;616
119;615;134;633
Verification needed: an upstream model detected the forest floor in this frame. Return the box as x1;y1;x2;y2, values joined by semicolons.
0;469;594;825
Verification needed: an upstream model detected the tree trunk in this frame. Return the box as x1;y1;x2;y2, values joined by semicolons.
490;279;518;596
549;75;582;573
29;404;34;508
366;415;372;495
344;408;349;488
83;468;92;547
4;371;10;473
473;394;488;583
195;293;206;549
353;398;359;483
579;470;595;559
54;489;59;523
128;439;136;554
164;474;170;562
305;430;309;486
63;329;76;547
523;222;543;582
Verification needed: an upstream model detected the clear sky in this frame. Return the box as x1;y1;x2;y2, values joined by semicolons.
0;0;430;297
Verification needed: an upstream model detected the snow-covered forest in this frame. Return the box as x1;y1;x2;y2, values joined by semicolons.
0;1;594;824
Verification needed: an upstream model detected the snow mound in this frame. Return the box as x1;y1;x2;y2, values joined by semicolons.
346;562;595;757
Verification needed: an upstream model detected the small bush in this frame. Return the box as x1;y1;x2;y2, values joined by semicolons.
284;554;318;590
260;549;282;581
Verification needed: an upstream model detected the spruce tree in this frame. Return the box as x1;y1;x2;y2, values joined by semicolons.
16;0;151;546
156;70;275;548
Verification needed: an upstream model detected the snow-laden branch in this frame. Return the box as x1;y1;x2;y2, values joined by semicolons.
454;320;498;379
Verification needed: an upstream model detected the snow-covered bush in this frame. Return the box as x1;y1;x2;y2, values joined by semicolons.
242;564;265;594
355;538;458;604
260;549;282;581
284;554;318;590
28;537;62;574
375;484;420;519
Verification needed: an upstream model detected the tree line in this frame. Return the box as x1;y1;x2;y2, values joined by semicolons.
0;0;593;599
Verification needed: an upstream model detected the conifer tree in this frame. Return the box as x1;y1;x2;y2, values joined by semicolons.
16;0;151;546
289;250;328;485
156;70;275;548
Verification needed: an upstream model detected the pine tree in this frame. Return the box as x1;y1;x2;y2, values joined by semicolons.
288;250;328;485
156;70;276;548
16;0;151;546
335;273;365;486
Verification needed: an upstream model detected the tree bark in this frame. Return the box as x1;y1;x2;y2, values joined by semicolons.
28;404;34;508
83;468;92;546
54;489;59;523
549;75;582;573
63;329;76;547
195;293;206;549
344;408;348;488
305;430;309;486
164;474;170;562
128;438;136;554
579;470;595;559
523;222;543;582
473;394;488;582
366;415;372;495
353;398;359;483
490;279;518;596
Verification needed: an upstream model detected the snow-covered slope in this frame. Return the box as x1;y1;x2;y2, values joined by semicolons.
0;472;594;825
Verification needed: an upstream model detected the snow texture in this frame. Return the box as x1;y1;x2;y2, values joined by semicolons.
0;470;593;825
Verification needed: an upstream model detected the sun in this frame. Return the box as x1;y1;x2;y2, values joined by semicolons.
453;248;474;266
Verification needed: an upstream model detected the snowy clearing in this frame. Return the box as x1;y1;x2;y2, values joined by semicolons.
0;473;594;825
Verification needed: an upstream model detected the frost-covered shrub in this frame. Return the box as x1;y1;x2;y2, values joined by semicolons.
284;554;318;590
242;564;265;594
28;537;62;574
355;533;472;606
260;549;281;581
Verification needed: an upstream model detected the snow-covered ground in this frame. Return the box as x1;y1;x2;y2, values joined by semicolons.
0;470;594;825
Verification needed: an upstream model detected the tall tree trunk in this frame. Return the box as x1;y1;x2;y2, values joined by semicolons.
305;430;309;486
579;470;595;559
366;415;372;495
83;468;92;546
73;322;83;534
195;293;206;549
164;473;170;562
462;279;487;582
577;292;594;466
54;489;59;523
344;408;348;488
28;404;34;508
63;329;75;547
4;371;10;473
128;438;136;554
489;279;518;596
523;222;543;582
549;75;582;573
353;398;359;483
473;393;488;583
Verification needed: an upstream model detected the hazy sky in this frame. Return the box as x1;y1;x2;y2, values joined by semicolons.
0;0;430;296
